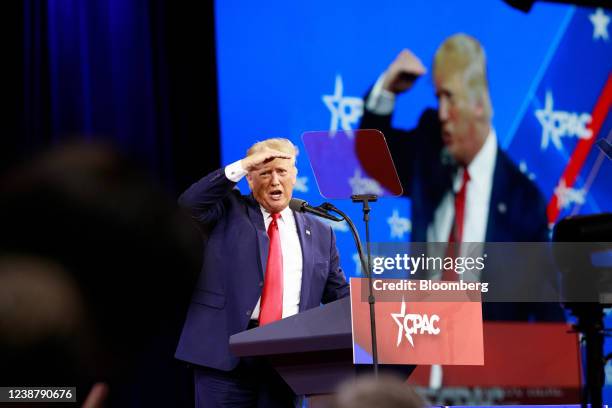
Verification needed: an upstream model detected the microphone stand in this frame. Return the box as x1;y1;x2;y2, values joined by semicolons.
320;194;379;376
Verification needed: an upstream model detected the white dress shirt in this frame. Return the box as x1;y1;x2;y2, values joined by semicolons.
224;161;304;319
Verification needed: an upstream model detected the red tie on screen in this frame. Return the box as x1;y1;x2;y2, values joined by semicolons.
442;167;470;282
259;213;283;325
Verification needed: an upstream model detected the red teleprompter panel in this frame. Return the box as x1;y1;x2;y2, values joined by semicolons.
350;278;484;366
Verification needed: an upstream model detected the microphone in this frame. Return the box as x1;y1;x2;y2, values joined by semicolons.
289;198;343;222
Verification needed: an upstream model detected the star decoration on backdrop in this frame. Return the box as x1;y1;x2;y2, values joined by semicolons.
348;168;383;195
387;209;411;239
589;8;610;41
294;176;309;193
554;180;586;210
535;91;563;151
535;90;592;151
322;75;364;133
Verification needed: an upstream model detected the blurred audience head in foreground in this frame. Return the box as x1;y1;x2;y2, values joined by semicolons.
0;142;200;406
331;374;426;408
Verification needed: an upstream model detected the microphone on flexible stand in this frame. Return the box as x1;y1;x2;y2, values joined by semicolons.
291;197;381;375
289;198;343;222
289;198;368;276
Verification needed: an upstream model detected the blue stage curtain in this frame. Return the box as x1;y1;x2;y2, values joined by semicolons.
23;0;176;189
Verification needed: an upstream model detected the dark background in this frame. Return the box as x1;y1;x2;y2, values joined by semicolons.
1;0;220;195
1;2;222;406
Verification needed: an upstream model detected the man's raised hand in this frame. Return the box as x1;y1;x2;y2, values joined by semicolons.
240;147;293;172
382;49;427;95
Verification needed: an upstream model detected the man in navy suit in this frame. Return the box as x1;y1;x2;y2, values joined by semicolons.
175;138;349;407
360;33;562;321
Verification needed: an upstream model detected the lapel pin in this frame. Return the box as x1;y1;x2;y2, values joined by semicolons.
497;202;507;214
306;229;311;235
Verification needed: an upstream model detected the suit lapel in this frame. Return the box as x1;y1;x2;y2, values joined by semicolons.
485;148;509;242
294;211;313;312
246;195;268;279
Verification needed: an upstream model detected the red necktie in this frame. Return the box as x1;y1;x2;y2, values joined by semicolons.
259;213;283;325
442;167;470;282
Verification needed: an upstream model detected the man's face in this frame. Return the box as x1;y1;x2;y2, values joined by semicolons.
434;72;482;165
247;157;297;213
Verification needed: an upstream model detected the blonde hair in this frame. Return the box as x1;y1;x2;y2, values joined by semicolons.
247;138;299;161
433;33;493;120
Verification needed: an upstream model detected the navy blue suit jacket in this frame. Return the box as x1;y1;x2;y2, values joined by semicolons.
360;106;564;321
174;168;349;370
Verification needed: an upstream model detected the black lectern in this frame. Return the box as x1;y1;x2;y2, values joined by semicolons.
229;297;353;395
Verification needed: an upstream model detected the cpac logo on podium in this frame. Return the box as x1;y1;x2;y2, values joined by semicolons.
391;299;440;347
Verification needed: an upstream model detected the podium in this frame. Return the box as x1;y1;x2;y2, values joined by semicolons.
229;297;413;396
230;296;580;404
230;297;352;395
